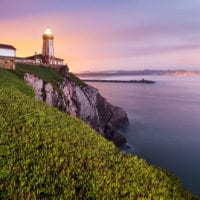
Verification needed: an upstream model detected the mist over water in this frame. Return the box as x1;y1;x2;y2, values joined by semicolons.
82;75;200;196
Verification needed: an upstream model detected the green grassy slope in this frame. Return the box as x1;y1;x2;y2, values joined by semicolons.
14;63;64;93
14;63;85;92
15;63;63;83
0;68;34;97
0;68;198;199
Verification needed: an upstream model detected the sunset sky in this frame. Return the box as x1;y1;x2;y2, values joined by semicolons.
1;0;200;72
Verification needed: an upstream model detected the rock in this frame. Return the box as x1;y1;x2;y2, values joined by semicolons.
59;65;69;77
24;74;44;101
104;123;127;146
109;105;129;129
24;73;128;146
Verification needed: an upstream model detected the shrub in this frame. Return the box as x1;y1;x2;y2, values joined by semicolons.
68;72;86;87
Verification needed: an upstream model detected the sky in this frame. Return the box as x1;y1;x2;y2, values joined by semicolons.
1;0;200;72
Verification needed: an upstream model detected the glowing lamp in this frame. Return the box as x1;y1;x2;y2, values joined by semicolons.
45;28;53;35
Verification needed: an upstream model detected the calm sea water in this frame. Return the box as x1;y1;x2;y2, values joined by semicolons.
80;75;200;196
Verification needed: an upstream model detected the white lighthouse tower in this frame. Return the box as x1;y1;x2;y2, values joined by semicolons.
42;28;54;64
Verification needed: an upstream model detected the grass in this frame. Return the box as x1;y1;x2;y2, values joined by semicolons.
0;68;199;199
0;68;34;98
68;72;86;87
14;63;64;93
15;63;63;83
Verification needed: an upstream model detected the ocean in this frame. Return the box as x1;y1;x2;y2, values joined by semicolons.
79;74;200;196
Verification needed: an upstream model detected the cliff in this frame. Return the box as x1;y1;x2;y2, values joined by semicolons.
24;73;128;146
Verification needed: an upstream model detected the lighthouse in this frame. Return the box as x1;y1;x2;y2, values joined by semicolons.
24;28;64;66
42;28;55;64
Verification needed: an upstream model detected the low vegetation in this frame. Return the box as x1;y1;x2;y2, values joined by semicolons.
0;68;198;199
14;63;64;93
68;72;86;87
15;63;63;83
0;68;34;97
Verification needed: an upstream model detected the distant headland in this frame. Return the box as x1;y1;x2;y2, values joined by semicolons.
77;69;200;77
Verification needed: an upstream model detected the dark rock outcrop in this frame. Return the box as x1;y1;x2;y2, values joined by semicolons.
24;73;128;146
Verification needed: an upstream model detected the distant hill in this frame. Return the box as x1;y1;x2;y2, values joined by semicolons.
77;69;200;77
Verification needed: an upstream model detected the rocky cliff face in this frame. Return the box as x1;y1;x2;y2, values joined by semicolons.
24;73;128;146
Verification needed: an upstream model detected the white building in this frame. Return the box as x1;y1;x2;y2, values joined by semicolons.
0;44;16;57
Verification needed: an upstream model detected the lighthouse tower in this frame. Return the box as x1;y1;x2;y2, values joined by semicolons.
42;28;54;64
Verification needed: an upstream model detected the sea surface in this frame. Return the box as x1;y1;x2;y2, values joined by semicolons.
79;74;200;196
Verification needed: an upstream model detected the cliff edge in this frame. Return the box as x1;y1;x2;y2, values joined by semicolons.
24;71;128;146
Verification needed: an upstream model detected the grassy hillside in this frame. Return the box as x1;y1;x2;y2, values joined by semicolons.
0;68;34;97
15;63;63;83
15;63;85;87
0;68;198;199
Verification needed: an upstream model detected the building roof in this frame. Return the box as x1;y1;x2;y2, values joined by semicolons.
26;54;43;60
0;44;16;50
26;54;64;61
